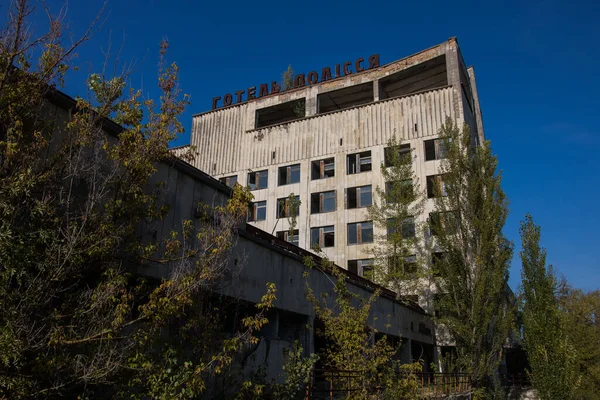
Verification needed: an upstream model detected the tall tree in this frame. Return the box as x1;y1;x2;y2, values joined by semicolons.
368;137;427;295
430;119;514;391
519;214;579;399
0;2;275;398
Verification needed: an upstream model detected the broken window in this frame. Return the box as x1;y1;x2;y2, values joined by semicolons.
248;170;268;190
278;164;301;186
219;175;238;188
346;185;372;209
429;211;459;236
310;225;335;248
347;221;374;245
385;180;413;203
310;190;336;214
387;217;416;239
424;138;449;161
317;82;374;114
426;175;448;198
431;252;447;277
248;201;267;222
378;55;448;100
277;195;300;218
384;144;411;167
276;229;299;246
348;258;375;278
347;151;372;174
311;157;335;180
255;98;306;129
388;253;418;275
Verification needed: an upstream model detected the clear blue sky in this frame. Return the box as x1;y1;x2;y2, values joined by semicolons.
27;0;600;291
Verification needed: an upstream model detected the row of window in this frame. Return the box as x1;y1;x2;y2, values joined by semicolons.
248;174;448;222
347;251;447;278
268;210;457;248
218;138;448;190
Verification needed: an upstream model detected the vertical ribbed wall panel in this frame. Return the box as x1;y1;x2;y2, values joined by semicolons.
191;87;455;175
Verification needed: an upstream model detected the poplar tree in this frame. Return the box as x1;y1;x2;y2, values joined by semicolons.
368;137;427;295
429;119;514;391
520;214;578;399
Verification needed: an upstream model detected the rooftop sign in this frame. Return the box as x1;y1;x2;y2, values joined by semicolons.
211;54;380;110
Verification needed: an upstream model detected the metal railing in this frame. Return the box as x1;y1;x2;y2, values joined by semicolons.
303;369;472;399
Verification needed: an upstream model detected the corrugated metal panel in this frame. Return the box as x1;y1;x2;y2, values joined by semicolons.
192;87;455;175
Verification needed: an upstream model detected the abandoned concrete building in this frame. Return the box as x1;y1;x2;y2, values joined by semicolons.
178;38;484;312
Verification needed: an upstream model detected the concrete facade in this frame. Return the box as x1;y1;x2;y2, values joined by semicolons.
184;38;485;310
44;89;436;381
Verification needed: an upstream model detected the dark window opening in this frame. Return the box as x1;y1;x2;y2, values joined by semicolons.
379;55;448;100
347;151;372;174
248;170;268;190
310;191;336;214
388;254;418;275
348;259;374;277
387;217;416;239
310;225;335;248
386;180;413;203
277;195;300;218
317;82;374;114
311;157;335;180
255;98;306;129
384;144;411;167
429;211;459;236
426;175;447;198
348;221;374;245
219;175;238;188
346;185;372;209
424;138;449;161
276;229;299;246
278;164;300;186
248;201;267;222
431;252;447;277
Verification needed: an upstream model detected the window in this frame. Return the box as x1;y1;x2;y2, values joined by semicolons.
277;195;300;218
431;252;447;277
388;254;418;275
255;98;306;128
424;138;449;161
219;175;238;188
310;191;336;214
387;217;416;239
278;164;300;185
311;157;335;180
385;180;413;203
347;221;374;245
248;201;267;221
347;185;372;209
384;144;411;167
426;175;447;198
429;211;459;236
347;151;372;174
348;259;374;277
276;230;299;246
310;225;335;248
248;170;268;190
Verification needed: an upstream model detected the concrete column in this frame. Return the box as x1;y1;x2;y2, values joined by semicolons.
305;90;318;117
400;338;413;364
373;79;380;101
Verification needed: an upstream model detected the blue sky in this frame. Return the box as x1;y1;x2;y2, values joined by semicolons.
24;0;600;291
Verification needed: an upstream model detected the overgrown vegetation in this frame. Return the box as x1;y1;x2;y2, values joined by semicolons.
428;119;514;393
0;1;276;398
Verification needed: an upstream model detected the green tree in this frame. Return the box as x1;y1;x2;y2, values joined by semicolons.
304;255;421;400
368;136;427;294
0;2;276;398
430;119;514;392
519;214;579;399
